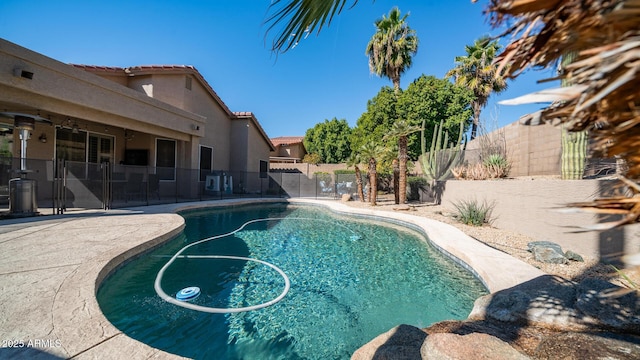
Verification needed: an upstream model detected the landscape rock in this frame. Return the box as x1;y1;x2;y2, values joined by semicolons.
393;204;411;211
351;324;426;360
469;275;640;334
532;246;569;264
421;332;530;360
533;332;640;359
469;275;584;328
565;250;584;262
527;241;568;264
527;241;564;254
341;194;352;202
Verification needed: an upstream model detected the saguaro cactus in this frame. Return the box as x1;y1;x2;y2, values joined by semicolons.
561;125;587;180
421;120;465;181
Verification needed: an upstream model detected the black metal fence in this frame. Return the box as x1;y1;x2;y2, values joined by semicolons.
0;157;366;215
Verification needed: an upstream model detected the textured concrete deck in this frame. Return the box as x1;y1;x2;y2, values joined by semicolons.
0;199;544;359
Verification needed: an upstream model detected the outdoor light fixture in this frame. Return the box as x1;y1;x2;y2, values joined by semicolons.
39;133;47;143
72;121;79;134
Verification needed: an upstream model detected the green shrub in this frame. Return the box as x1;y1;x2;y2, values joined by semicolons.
334;169;356;175
452;199;495;226
407;176;429;201
483;154;510;178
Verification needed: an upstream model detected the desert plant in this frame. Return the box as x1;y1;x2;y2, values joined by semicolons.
483;154;511;179
421;120;465;182
561;125;587;180
452;199;495;226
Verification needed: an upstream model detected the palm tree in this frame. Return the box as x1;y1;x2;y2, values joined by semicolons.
265;0;362;54
384;120;421;204
346;152;366;202
365;7;418;94
446;36;507;139
359;141;384;206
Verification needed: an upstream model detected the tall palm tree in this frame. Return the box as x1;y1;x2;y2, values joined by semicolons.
384;120;421;204
346;152;366;202
359;141;383;206
365;7;418;94
446;36;507;139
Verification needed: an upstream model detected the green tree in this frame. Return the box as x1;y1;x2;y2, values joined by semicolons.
350;86;397;154
397;75;474;159
384;120;421;204
303;118;352;163
365;7;418;94
446;36;507;139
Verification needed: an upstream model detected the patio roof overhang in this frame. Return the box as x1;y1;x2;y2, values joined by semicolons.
0;39;205;141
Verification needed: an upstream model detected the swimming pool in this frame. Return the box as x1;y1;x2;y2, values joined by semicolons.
97;203;487;359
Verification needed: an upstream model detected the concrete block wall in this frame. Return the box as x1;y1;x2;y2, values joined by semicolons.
464;121;563;177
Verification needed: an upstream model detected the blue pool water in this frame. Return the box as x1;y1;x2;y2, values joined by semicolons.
97;203;487;359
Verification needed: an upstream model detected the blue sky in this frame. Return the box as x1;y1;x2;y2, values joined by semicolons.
0;0;557;138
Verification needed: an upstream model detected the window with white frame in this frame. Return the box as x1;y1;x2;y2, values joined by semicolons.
156;138;176;181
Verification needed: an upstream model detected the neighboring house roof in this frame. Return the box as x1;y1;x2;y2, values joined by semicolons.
72;64;234;117
271;136;305;147
233;112;276;152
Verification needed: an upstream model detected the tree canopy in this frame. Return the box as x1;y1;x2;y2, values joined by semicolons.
398;75;474;158
351;76;473;160
303;117;352;163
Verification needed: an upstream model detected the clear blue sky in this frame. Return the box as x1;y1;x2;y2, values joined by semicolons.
0;0;557;138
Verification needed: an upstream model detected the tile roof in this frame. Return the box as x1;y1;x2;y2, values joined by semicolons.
271;136;305;147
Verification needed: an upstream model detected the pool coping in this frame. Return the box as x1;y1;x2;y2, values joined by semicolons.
0;198;544;359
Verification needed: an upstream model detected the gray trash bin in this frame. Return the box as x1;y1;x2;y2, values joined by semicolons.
9;178;38;215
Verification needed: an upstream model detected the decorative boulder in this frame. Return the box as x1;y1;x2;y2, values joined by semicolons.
351;324;426;360
565;250;584;262
421;333;530;360
341;194;352;202
528;241;568;264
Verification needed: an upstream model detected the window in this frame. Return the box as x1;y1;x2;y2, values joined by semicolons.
199;145;213;181
56;127;87;162
260;160;268;178
88;134;114;164
156;138;176;181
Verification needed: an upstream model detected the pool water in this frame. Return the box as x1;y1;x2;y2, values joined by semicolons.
97;203;487;359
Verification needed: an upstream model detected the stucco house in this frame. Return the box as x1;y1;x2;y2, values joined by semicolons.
0;38;274;210
269;136;306;163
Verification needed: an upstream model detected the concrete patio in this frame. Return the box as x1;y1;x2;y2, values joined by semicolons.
0;199;544;359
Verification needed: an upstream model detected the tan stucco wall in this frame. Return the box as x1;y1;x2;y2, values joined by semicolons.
440;178;640;260
275;143;305;159
0;40;205;142
1;39;275;176
246;121;271;173
182;76;231;170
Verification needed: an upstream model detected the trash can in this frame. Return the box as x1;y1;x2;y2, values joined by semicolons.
9;178;38;215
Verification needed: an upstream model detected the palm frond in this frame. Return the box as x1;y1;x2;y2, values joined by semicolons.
265;0;360;54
